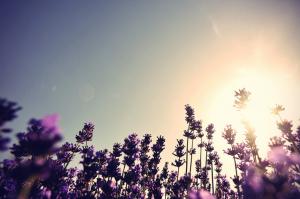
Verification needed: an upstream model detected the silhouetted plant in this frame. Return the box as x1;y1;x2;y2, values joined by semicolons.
0;90;300;199
234;88;251;110
184;104;195;176
172;139;185;180
0;98;21;151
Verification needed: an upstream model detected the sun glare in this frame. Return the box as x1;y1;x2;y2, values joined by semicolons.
209;67;284;157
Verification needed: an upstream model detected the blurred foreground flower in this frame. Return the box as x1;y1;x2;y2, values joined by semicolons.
267;146;300;166
11;114;62;158
0;98;21;151
189;189;215;199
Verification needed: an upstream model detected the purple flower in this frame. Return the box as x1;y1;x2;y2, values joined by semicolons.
242;166;263;196
0;136;10;151
205;141;214;153
243;164;300;199
148;136;165;176
184;129;194;139
185;104;195;124
267;146;300;166
106;154;121;180
206;124;215;140
222;125;236;145
76;122;94;144
172;139;186;169
0;98;21;128
234;88;251;110
124;164;141;185
11;116;62;158
112;143;122;157
122;133;140;167
189;189;215;199
269;136;285;148
56;142;80;165
140;134;152;176
191;120;203;135
1;95;300;199
268;146;288;164
271;104;285;115
41;114;61;135
160;162;169;180
277;120;293;136
224;142;246;157
0;98;21;151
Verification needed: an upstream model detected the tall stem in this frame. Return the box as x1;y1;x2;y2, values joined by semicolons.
177;156;180;181
211;163;214;195
199;137;203;188
233;156;241;199
189;139;194;176
185;137;189;175
199;138;203;168
252;150;257;163
63;152;75;170
205;150;208;168
202;150;208;189
177;166;180;181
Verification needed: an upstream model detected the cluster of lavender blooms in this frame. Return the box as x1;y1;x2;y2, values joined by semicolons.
0;90;300;199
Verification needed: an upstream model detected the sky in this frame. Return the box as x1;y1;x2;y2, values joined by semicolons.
1;1;300;173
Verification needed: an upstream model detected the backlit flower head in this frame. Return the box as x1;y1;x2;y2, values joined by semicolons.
185;104;195;124
271;104;285;115
76;122;94;144
206;124;215;140
234;88;251;110
222;125;236;145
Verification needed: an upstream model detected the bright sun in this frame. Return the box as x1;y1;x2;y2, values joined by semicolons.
208;67;286;158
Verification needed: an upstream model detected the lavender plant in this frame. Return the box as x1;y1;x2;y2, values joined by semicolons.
0;98;21;151
0;90;299;199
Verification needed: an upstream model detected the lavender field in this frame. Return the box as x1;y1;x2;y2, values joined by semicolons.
1;88;300;198
1;1;300;199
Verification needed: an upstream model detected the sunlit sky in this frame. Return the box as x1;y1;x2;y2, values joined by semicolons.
1;1;300;174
